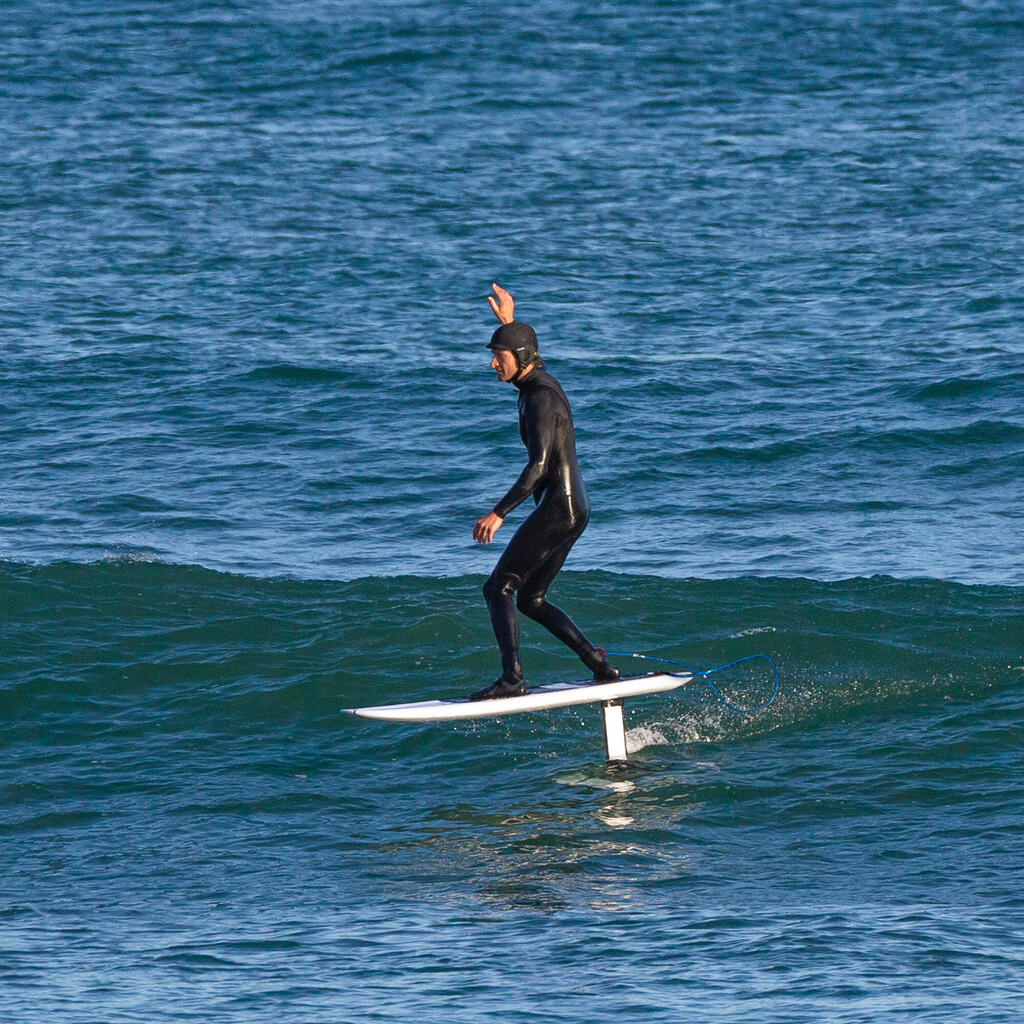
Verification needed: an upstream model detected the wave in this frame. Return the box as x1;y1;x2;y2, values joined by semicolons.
910;372;1024;402
3;559;1020;741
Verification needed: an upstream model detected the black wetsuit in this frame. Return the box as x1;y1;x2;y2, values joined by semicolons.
484;362;598;682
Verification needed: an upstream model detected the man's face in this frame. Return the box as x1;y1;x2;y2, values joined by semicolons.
490;349;518;382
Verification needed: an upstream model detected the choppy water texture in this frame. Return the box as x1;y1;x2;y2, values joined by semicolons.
2;0;1023;1021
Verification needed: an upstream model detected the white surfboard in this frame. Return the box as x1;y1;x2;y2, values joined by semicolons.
344;671;691;762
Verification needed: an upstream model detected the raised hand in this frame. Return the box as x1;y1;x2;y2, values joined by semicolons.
487;282;515;324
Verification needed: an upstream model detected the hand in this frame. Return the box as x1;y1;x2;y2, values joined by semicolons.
473;512;504;543
487;283;515;324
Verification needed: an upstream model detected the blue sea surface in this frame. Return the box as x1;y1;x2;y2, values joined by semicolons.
2;1;1023;1021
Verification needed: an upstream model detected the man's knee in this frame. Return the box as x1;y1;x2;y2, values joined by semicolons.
516;588;546;618
484;572;519;605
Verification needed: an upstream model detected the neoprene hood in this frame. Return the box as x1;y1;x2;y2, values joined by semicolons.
488;321;540;369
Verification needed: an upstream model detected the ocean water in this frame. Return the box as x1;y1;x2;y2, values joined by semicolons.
2;0;1023;1021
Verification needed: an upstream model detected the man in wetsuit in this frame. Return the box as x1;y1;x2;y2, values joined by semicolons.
471;283;619;700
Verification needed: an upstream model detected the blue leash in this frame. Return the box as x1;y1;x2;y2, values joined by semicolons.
603;651;779;714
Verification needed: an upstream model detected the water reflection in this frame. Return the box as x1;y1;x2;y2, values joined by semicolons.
371;763;707;912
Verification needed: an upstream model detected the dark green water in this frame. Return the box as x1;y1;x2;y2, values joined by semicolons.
3;563;1023;1020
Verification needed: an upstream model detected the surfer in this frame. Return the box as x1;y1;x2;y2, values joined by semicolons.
471;283;619;700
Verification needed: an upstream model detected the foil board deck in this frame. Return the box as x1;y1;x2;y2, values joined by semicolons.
343;672;691;761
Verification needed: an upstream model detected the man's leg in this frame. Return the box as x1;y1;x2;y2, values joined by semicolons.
482;568;524;684
515;540;590;656
516;535;619;681
471;523;539;699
